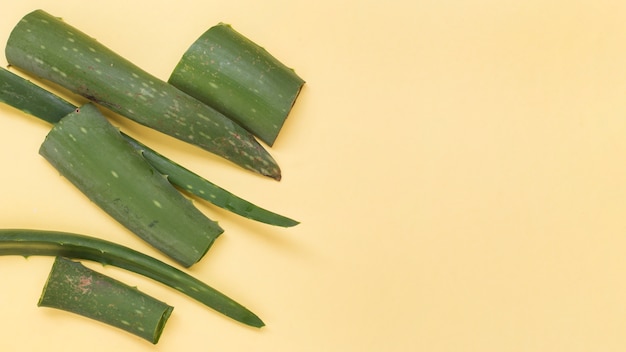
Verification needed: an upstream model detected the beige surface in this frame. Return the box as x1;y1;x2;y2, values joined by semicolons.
2;1;626;351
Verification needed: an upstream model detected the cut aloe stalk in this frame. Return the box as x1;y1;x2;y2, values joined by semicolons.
39;257;173;344
0;67;298;227
6;9;281;180
0;229;264;328
169;23;305;146
40;103;223;267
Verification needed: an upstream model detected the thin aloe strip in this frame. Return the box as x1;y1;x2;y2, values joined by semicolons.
40;103;223;267
6;9;281;180
0;229;264;327
169;23;305;146
39;257;174;344
0;67;298;227
128;138;299;227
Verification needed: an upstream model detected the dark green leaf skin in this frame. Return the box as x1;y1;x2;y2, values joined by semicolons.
0;229;264;328
39;257;174;344
5;9;281;180
39;103;223;268
129;137;300;227
0;67;76;124
169;23;305;147
0;67;298;227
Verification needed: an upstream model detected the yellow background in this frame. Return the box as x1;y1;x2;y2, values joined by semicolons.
2;0;626;351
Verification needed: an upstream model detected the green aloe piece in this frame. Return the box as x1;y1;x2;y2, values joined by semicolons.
128;138;299;227
40;103;223;267
39;257;173;344
0;67;298;227
6;9;281;180
169;23;305;146
0;229;264;328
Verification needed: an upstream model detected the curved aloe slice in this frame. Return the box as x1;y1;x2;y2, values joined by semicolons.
39;257;174;344
0;229;264;328
6;9;281;180
0;67;298;227
169;23;305;146
40;103;223;267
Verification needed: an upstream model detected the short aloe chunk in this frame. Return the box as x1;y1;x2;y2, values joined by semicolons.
40;103;223;267
39;257;173;344
0;67;298;227
0;229;264;328
169;23;305;146
6;9;281;180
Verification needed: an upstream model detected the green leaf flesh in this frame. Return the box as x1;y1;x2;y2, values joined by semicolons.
5;9;281;180
0;229;264;328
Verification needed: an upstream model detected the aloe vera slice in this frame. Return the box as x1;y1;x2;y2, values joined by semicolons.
40;103;223;267
6;9;281;180
169;23;305;146
0;67;298;227
0;229;264;327
39;257;173;344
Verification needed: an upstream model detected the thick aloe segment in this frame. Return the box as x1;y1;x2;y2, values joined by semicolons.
0;67;298;227
0;229;264;327
39;257;173;344
6;9;281;180
170;23;305;146
39;103;223;267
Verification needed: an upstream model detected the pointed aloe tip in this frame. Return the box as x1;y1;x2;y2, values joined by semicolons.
280;218;300;228
249;315;266;328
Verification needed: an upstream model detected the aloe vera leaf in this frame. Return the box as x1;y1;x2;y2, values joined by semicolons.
169;23;305;146
5;9;281;180
128;137;300;227
0;229;264;327
0;67;75;124
40;103;223;267
0;67;298;227
39;257;173;344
